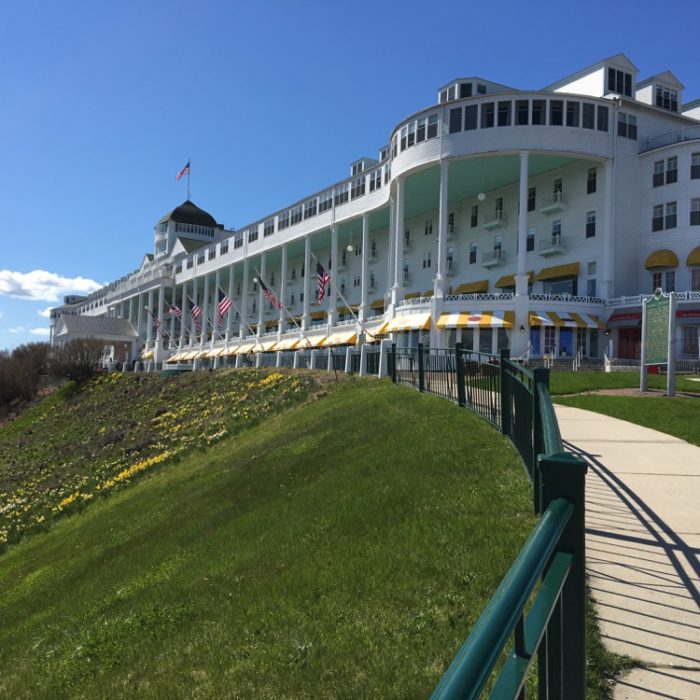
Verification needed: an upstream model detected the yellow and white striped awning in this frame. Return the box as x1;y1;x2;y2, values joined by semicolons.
140;350;154;360
437;311;514;329
166;353;182;363
257;339;278;352
296;335;327;349
387;313;431;332
234;341;258;355
529;311;604;329
275;337;299;351
221;346;238;356
205;347;225;358
179;350;198;361
322;331;357;347
364;321;389;340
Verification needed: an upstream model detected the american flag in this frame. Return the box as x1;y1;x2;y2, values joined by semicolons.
176;161;190;181
168;304;183;318
316;261;331;302
190;300;202;330
147;307;161;329
259;278;283;310
216;289;232;327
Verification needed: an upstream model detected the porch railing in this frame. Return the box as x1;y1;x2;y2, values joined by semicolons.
390;344;587;699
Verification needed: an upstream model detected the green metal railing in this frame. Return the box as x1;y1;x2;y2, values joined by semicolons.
390;344;587;699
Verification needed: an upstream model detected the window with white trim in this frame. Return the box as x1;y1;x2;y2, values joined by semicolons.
655;85;678;112
665;157;678;184
692;153;700;180
682;326;699;355
469;241;477;264
303;198;317;219
586;211;596;238
691;198;700;226
264;219;275;237
607;67;632;96
587;167;597;194
617;112;637;139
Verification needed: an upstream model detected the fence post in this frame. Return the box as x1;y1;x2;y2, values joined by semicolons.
418;343;425;392
532;367;549;514
455;343;466;407
499;348;511;435
538;452;587;700
390;343;397;383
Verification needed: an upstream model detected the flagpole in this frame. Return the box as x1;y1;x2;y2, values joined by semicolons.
187;156;191;200
309;251;374;340
254;269;314;349
215;288;265;353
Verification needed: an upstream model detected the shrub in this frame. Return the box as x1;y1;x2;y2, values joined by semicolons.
49;337;106;383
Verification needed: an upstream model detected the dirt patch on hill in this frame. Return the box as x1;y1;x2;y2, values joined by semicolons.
561;388;700;398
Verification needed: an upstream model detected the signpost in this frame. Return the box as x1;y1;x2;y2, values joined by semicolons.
640;289;676;395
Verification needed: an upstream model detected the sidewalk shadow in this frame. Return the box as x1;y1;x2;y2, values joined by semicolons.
563;438;700;667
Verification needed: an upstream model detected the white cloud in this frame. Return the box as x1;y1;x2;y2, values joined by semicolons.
30;327;50;336
38;307;52;318
8;326;26;334
0;269;101;303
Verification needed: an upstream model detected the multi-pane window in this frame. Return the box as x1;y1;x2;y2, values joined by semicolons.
208;246;216;261
264;218;275;237
220;241;229;255
334;185;349;205
319;191;333;213
553;179;563;200
290;206;302;225
652;271;662;291
532;100;546;125
550;100;563;126
494;234;503;253
469;242;477;264
464;105;478;130
498;101;512;127
278;211;290;230
655;85;678;112
691;268;700;291
303;198;317;219
552;219;562;242
665;157;678;184
515;100;529;125
481;102;495;128
691;198;700;226
653;160;665;187
597;105;609;131
422;251;432;269
351;176;366;199
652;205;664;232
234;231;243;249
353;273;361;287
459;82;472;98
407;122;416;148
526;226;535;252
369;170;382;191
692;153;700;180
665;201;677;229
617;112;637;139
527;187;536;212
416;116;426;142
682;326;699;355
586;211;596;238
607;67;632;96
427;114;438;138
197;252;205;264
495;197;504;214
471;205;478;228
566;101;580;127
582;103;595;129
587;167;597;194
248;225;259;243
424;219;433;235
665;270;676;292
449;107;462;134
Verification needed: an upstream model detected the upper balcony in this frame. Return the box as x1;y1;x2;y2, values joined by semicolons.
482;250;506;269
539;192;567;215
538;235;567;257
483;211;506;230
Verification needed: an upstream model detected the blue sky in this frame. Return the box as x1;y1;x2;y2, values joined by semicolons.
1;0;698;348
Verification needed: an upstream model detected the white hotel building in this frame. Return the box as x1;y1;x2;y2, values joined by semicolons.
50;53;700;366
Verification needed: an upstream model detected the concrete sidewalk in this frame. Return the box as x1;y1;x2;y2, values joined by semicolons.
554;405;700;700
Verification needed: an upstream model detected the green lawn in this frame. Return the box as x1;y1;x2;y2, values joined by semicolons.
0;379;536;699
548;370;700;396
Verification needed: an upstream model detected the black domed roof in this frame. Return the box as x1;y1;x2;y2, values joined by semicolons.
158;200;218;228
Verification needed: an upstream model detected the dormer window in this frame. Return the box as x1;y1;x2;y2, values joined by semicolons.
459;82;472;99
607;67;632;96
655;85;678;112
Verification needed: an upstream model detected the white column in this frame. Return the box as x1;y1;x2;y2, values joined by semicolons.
169;282;177;347
601;159;614;299
328;225;338;326
279;244;288;334
213;270;221;346
512;151;530;357
239;256;249;339
201;273;210;347
392;177;405;306
435;160;449;297
128;296;135;329
155;285;164;359
146;291;153;344
387;198;395;299
360;213;369;321
302;236;311;330
516;151;530;282
225;264;235;341
257;252;266;337
179;280;188;347
136;293;144;345
191;278;199;344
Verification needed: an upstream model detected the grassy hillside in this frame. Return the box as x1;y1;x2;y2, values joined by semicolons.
548;370;700;395
0;377;534;699
0;370;313;550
